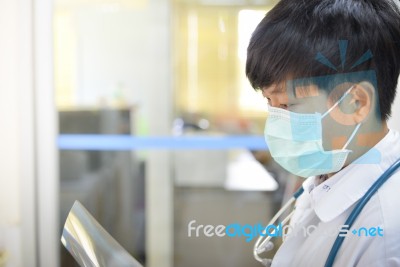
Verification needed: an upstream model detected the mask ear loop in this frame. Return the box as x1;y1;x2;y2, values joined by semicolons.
320;85;362;150
321;85;355;119
343;123;362;150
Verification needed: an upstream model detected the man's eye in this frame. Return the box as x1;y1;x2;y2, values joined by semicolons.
263;96;271;103
281;104;288;108
288;104;300;112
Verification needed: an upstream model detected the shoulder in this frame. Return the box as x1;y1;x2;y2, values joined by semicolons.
371;168;400;258
376;167;400;224
337;170;400;265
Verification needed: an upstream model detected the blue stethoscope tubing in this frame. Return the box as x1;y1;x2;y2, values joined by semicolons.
324;157;400;267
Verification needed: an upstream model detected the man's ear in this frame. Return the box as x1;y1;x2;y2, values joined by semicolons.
328;82;374;126
351;81;374;124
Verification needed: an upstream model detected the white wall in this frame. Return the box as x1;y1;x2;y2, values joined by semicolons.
34;0;59;266
0;0;57;266
65;4;171;123
75;8;149;107
0;1;34;266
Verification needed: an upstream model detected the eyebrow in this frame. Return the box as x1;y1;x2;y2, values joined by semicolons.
262;84;285;95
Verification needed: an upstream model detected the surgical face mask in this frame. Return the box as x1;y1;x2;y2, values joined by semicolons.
264;86;361;178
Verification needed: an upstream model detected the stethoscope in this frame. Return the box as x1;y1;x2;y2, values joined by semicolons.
253;157;400;267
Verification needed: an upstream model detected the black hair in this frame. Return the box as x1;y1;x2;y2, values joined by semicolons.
246;0;400;120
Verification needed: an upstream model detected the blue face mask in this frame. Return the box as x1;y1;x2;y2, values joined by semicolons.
264;86;361;178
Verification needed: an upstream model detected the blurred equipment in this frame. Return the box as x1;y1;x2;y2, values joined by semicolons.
59;108;145;265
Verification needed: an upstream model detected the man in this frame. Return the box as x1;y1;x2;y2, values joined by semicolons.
246;0;400;266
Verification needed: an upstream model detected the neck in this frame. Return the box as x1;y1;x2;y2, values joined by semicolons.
357;122;389;148
325;121;389;180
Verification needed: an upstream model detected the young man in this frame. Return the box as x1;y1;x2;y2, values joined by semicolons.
246;0;400;266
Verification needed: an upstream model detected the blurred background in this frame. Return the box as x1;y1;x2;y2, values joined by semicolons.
1;0;400;266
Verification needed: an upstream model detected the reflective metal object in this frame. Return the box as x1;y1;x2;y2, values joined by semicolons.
61;201;143;267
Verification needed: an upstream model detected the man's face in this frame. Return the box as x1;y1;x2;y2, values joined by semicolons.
262;82;355;151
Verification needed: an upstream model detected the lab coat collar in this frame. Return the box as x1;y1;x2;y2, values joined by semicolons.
302;129;400;222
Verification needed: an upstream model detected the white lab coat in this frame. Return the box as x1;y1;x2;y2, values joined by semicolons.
271;129;400;267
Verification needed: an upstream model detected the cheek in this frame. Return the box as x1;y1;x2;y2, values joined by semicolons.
321;118;348;150
290;93;329;114
331;136;348;150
